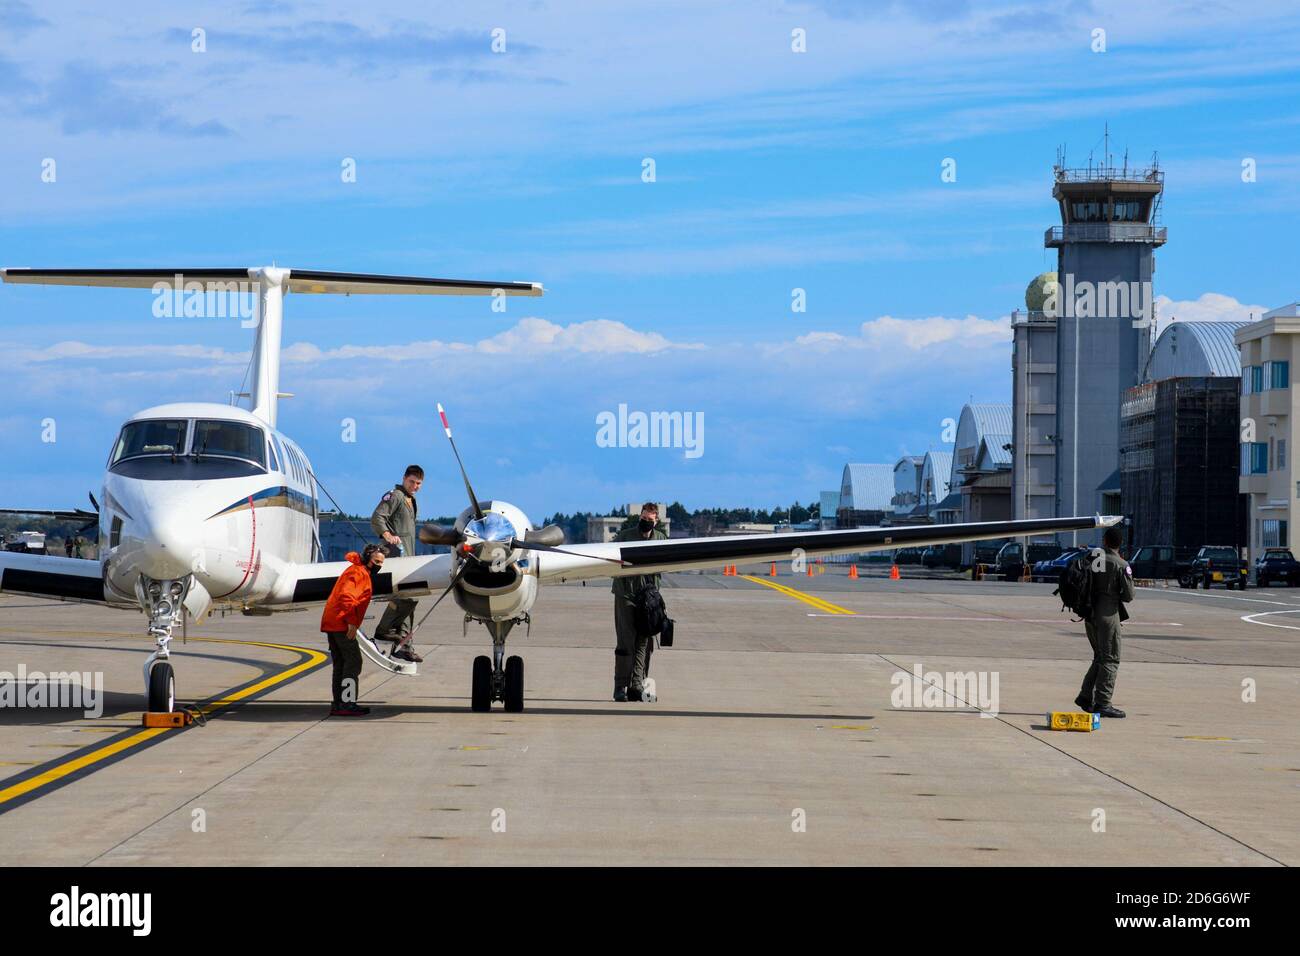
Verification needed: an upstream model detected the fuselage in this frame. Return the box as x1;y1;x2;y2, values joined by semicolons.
99;401;318;610
96;401;540;627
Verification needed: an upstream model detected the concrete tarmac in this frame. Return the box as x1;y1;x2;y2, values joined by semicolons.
0;568;1295;866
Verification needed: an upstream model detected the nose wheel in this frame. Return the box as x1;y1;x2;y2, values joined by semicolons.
470;654;525;712
147;661;176;714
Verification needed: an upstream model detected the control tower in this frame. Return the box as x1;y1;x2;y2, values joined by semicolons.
1047;142;1165;540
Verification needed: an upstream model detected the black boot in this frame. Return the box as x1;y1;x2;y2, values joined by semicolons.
1074;694;1093;711
1096;704;1126;719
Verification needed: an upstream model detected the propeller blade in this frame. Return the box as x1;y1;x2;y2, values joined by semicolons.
419;523;464;546
437;403;485;520
510;538;628;567
524;524;565;547
88;491;99;513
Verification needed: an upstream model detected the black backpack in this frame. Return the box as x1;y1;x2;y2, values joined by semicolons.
1054;551;1096;620
633;584;670;640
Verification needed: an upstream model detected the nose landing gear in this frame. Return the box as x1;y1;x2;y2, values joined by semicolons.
137;574;191;713
469;619;525;712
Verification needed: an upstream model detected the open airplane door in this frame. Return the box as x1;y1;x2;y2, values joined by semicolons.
355;628;418;676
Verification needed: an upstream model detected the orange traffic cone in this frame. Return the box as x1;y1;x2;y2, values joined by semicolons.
769;563;777;577
889;564;900;580
849;565;859;579
807;565;814;577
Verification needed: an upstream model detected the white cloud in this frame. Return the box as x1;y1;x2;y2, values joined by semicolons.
1156;292;1270;323
860;314;1010;350
476;317;687;354
785;314;1010;352
8;341;245;363
1;318;694;368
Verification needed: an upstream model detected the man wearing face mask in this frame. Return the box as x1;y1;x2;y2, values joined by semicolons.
320;543;385;717
611;503;668;702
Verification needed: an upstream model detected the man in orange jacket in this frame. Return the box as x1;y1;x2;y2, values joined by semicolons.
321;543;384;716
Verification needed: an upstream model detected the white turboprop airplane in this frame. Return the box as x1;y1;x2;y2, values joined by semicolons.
0;266;1121;714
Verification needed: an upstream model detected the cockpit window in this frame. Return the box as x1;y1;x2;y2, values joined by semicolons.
111;419;189;464
192;420;266;467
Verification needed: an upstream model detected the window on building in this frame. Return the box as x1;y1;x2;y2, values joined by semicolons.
1272;360;1290;389
1263;519;1289;548
1280;439;1288;471
1111;200;1142;221
1243;442;1268;475
1071;201;1104;222
1253;365;1264;393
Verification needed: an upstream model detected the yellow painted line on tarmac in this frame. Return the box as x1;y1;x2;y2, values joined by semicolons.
186;638;328;716
0;637;326;811
1;728;173;805
740;575;856;615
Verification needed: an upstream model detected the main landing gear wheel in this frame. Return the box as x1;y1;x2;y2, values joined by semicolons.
471;655;492;712
504;655;524;713
147;661;175;713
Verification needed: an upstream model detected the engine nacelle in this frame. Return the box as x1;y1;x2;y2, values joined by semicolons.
452;499;539;622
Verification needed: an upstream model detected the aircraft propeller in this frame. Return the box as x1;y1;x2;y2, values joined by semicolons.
424;405;626;568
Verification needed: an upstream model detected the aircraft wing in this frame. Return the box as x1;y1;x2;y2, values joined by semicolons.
0;551;105;604
268;553;454;608
536;515;1121;583
0;508;96;520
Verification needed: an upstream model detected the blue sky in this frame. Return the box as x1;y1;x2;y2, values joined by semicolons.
1;0;1297;519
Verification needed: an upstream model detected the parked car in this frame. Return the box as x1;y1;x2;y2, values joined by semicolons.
1031;546;1087;584
921;543;961;569
994;542;1026;581
1026;543;1062;564
1182;546;1248;589
970;540;1006;569
1254;548;1300;587
1128;545;1179;580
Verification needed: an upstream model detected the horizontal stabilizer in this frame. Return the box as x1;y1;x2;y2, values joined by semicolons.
1;268;543;297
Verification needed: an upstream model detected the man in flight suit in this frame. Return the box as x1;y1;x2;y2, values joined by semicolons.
611;502;667;702
371;464;424;662
1076;526;1134;719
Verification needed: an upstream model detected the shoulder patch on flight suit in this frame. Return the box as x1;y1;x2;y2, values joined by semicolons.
381;492;392;502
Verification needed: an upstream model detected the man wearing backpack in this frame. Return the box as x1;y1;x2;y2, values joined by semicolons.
1076;526;1135;719
611;502;668;703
